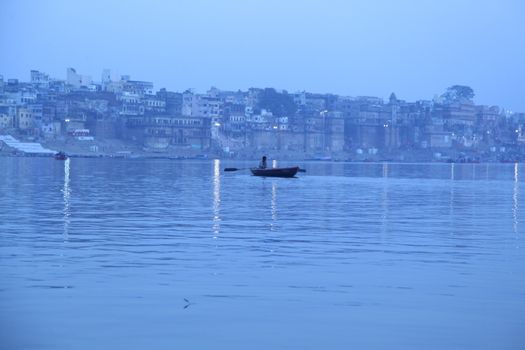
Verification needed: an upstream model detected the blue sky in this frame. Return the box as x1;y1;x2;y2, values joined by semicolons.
1;0;524;110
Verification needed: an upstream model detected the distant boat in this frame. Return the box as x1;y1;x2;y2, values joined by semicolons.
306;156;332;161
54;152;68;160
250;166;299;178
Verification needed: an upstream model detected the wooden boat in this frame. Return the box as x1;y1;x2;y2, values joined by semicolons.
250;166;299;178
54;152;68;160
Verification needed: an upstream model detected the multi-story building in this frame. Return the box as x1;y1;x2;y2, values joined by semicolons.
16;106;33;130
124;114;211;150
0;106;14;129
324;111;345;152
156;89;182;115
436;101;477;126
30;70;50;88
122;79;154;96
143;96;167;114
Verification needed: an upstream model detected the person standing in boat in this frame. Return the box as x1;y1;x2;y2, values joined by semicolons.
259;155;268;169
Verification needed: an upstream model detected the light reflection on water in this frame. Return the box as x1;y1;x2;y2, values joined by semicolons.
270;182;277;231
381;163;389;238
0;158;524;350
212;158;221;239
62;158;71;239
514;162;519;236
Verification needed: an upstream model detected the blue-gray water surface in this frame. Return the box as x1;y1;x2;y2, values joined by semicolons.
1;158;524;349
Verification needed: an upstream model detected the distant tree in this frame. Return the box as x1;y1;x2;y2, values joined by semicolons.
442;85;475;103
257;88;296;116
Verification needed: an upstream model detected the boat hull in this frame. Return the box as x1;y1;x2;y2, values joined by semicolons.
250;166;299;178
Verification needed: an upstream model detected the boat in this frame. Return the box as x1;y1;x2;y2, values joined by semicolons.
305;155;332;161
54;152;68;160
250;166;299;178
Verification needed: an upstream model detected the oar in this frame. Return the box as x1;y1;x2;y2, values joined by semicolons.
224;167;307;173
224;167;248;172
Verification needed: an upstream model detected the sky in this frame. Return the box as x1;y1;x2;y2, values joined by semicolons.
1;0;524;110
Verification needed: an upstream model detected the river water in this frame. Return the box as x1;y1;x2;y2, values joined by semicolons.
0;158;524;349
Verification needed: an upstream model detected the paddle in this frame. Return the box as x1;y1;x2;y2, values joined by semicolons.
224;167;306;173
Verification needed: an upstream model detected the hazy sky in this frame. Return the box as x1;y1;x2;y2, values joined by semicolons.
1;0;524;110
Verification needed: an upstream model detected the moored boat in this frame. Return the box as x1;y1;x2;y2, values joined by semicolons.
54;152;68;160
250;166;299;178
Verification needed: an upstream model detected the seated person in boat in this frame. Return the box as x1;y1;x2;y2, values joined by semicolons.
259;156;268;169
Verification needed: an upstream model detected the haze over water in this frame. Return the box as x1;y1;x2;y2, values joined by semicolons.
1;158;524;349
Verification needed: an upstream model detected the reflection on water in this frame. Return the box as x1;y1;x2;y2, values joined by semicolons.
62;158;71;239
381;163;389;237
270;182;277;231
449;168;455;232
514;162;519;235
212;158;221;238
0;158;524;350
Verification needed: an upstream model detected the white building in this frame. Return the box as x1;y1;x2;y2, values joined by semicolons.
30;70;50;88
67;67;92;88
182;90;222;119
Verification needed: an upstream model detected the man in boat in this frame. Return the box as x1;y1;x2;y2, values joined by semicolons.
259;155;268;169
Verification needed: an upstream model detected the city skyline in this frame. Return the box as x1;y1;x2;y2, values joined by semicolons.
2;66;524;164
1;0;524;111
0;66;521;114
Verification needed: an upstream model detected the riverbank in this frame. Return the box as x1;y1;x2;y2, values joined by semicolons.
0;133;520;163
0;149;520;164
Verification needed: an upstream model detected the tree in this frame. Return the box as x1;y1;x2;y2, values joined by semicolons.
257;88;296;116
442;85;475;103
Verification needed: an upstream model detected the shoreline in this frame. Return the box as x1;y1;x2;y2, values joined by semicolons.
0;152;519;164
0;133;520;164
